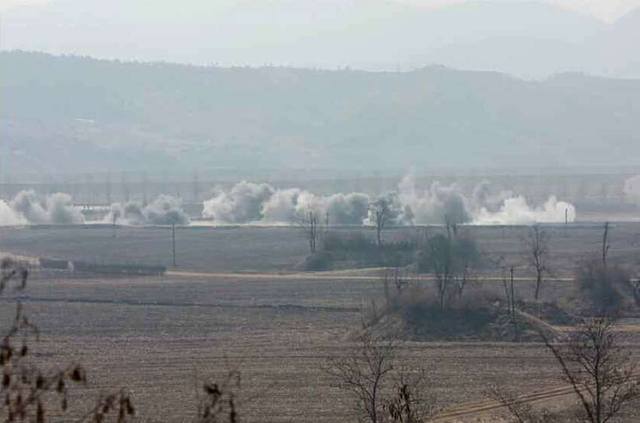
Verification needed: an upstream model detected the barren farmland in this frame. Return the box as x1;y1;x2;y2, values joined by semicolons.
1;223;639;274
0;274;576;422
1;224;640;421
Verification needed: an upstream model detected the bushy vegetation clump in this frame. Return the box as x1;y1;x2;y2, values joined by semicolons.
574;259;638;316
302;231;417;270
397;287;498;340
415;233;480;275
373;282;560;342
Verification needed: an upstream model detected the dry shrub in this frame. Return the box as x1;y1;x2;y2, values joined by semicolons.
575;260;635;316
381;280;558;342
1;256;253;423
196;370;241;423
415;233;481;311
326;330;437;423
312;232;417;270
544;317;640;423
300;251;333;271
391;285;502;341
0;258;135;423
493;317;640;423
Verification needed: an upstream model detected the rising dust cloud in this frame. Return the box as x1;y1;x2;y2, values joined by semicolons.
202;175;577;226
0;177;577;227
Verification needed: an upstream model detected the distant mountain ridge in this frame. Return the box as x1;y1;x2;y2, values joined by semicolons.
3;1;639;78
409;4;640;79
1;51;639;175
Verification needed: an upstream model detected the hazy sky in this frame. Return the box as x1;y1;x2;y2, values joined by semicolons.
2;0;640;21
2;0;639;77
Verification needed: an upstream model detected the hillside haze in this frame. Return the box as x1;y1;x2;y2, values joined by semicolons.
1;51;639;176
3;1;640;78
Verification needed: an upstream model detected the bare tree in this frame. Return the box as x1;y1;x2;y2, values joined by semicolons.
576;259;638;316
385;368;437;423
542;317;639;423
324;210;330;238
427;234;455;311
171;223;177;267
602;222;610;269
369;197;394;248
383;267;409;310
453;236;478;298
298;210;320;254
111;207;120;238
501;265;519;341
526;225;551;301
327;331;394;423
327;330;436;423
418;233;479;310
196;370;241;423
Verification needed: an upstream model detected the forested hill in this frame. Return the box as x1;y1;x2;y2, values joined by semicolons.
2;51;639;176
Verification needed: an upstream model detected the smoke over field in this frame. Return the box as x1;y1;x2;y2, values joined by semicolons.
0;178;577;227
202;182;370;225
0;191;190;227
202;176;576;226
0;190;84;226
473;196;575;225
0;200;27;226
106;195;190;226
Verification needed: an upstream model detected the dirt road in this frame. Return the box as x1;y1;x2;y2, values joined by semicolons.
166;270;575;283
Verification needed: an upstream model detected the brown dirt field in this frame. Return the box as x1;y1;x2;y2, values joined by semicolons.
1;225;640;421
0;273;637;422
1;223;639;275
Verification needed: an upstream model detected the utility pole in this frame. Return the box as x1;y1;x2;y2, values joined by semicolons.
193;171;200;204
85;173;94;205
112;212;118;238
142;171;149;206
106;172;112;205
509;266;518;341
171;223;177;267
121;172;130;202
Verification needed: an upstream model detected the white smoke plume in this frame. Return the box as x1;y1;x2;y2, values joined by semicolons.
203;182;274;223
260;189;304;223
474;196;576;225
623;175;640;205
261;189;325;223
107;195;190;226
202;177;576;226
396;175;471;225
0;181;576;227
471;180;515;212
261;190;369;225
0;200;27;226
203;182;370;225
0;190;84;226
324;193;370;225
391;174;577;225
